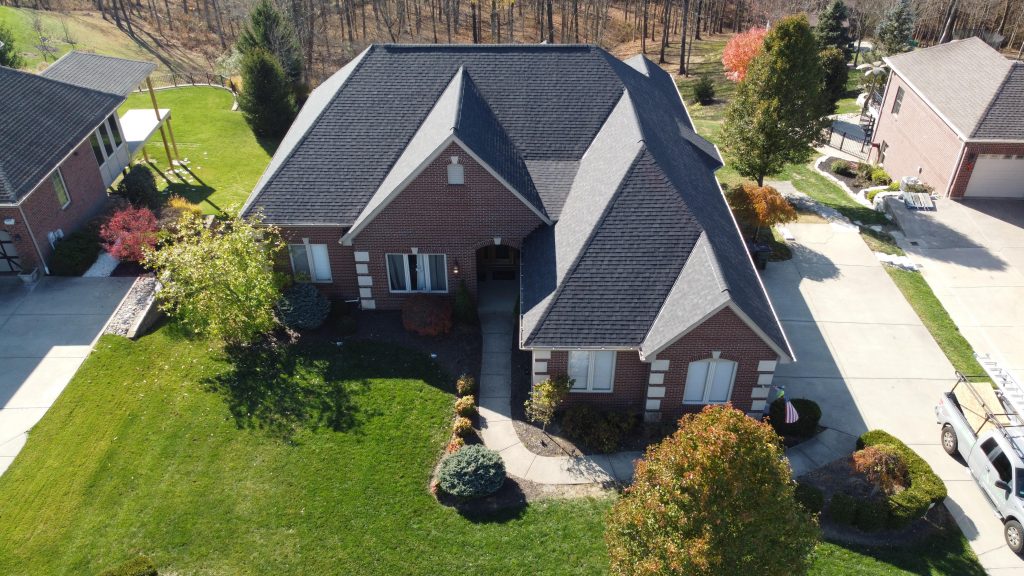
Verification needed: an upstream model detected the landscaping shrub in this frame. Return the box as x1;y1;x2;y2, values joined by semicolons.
768;397;821;438
904;181;935;195
455;395;476;417
561;404;636;453
887;181;901;191
50;230;102;276
852;444;910;495
692;74;715;104
524;375;572;431
438;444;505;499
828;492;858;525
97;556;157;576
855;162;874;181
100;207;159;263
857;430;947;529
158;195;203;232
445;436;465;454
867;188;885;203
276;282;330;330
115;164;162;210
401;295;453;336
830;159;855;177
452;416;472;437
870;167;892;185
453;279;477;325
456;374;476;396
794;482;824;514
853;497;889;532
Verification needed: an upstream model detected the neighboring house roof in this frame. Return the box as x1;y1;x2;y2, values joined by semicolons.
885;37;1023;141
39;51;157;97
244;44;791;359
0;66;123;203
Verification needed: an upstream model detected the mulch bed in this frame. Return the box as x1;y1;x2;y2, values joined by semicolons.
821;156;878;195
433;472;614;516
801;457;955;547
110;261;154;277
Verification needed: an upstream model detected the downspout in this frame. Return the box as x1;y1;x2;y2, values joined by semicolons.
17;204;49;275
947;141;967;199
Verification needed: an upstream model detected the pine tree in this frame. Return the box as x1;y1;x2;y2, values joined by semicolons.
815;0;852;55
876;0;915;55
722;15;830;186
0;21;25;69
239;49;297;140
819;46;850;115
238;0;305;98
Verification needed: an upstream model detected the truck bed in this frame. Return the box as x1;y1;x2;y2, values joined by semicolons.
954;381;1015;435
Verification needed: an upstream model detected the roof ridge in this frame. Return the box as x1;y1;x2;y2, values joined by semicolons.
1;64;122;101
523;147;645;346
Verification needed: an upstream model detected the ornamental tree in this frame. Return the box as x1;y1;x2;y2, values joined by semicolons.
524;375;573;431
726;182;797;241
722;27;767;81
100;206;158;263
606;404;819;576
722;15;830;186
144;211;284;344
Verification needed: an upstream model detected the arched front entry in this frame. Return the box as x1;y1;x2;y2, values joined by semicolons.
475;242;520;314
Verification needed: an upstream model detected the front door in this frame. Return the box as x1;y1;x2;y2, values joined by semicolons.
0;231;21;273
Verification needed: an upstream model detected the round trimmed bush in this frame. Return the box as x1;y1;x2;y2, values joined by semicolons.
50;230;102;276
794;482;824;514
857;430;947;529
455;395;476;417
828;492;857;525
769;397;821;438
115;164;161;210
276;283;330;330
438;444;505;498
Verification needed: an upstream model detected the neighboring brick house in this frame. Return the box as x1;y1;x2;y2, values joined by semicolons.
870;37;1024;199
0;52;166;275
243;45;793;421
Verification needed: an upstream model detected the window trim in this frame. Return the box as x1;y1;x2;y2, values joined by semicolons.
52;169;71;209
568;350;616;394
891;87;904;116
287;243;332;283
385;252;448;294
682;357;738;405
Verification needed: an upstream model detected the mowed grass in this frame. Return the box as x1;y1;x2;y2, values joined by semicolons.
0;6;198;72
0;326;611;575
120;87;274;212
811;534;985;576
884;267;989;380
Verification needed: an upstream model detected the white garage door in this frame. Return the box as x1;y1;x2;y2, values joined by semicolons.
964;155;1024;198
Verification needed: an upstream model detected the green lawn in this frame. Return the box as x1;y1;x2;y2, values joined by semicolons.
811;534;985;576
884;267;989;380
0;326;610;575
120;87;275;213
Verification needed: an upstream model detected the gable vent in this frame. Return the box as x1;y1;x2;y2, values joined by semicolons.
447;156;465;185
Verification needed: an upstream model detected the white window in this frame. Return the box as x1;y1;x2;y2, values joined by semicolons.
386;253;447;293
288;243;332;283
52;170;70;209
447;156;464;185
683;357;738;404
568;350;616;393
892;87;904;115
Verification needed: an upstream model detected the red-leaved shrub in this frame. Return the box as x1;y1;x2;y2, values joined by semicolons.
100;206;158;263
722;27;768;81
401;294;453;336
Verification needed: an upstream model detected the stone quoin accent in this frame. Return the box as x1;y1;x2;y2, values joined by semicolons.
644;356;670;423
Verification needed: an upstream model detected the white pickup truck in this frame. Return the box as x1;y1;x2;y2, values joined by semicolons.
936;374;1024;554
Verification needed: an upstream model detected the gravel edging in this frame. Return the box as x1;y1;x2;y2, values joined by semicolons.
105;277;159;337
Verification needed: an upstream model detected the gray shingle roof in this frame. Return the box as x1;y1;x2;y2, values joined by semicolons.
0;66;123;203
974;64;1024;140
885;38;1020;140
40;51;156;97
246;44;789;358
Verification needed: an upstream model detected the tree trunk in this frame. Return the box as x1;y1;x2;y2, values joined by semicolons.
546;0;554;42
939;0;958;43
471;0;479;42
678;0;688;74
658;0;669;64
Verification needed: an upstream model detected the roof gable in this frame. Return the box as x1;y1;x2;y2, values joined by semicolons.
973;64;1024;140
39;51;156;97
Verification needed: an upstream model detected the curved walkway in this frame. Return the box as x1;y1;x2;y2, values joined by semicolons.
474;284;640;486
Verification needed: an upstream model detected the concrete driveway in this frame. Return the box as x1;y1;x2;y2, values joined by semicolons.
889;198;1024;384
0;276;133;475
763;222;1022;573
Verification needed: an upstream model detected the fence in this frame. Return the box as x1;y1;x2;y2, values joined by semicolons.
822;125;869;160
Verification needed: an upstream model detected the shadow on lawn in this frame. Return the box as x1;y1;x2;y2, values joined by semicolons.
821;530;987;576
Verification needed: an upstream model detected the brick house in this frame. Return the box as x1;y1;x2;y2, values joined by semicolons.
0;52;173;275
242;45;793;421
870;37;1024;199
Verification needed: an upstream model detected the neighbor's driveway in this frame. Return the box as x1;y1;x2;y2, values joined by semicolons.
890;198;1024;384
0;276;133;476
763;221;1022;573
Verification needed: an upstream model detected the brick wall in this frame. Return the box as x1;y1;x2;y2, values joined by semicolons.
949;142;1024;199
534;308;779;421
347;142;546;310
0;139;109;273
276;225;358;300
0;206;37;273
871;72;964;196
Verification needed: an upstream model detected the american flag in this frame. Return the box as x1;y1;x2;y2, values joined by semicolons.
784;400;800;424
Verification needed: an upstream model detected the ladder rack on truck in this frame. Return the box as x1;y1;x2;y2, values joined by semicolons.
953;369;1024;462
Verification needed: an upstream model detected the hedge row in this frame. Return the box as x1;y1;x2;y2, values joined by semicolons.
854;429;947;529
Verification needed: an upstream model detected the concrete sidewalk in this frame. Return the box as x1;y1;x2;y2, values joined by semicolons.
764;222;1023;573
0;276;133;476
474;281;640;485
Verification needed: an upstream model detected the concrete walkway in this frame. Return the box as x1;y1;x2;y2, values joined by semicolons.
764;222;1023;573
0;276;133;476
475;281;640;485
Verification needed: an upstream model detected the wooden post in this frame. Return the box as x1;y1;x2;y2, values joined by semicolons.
165;116;180;159
146;77;174;168
143;147;150;164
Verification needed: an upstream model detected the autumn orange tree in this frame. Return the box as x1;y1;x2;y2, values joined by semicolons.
722;27;767;81
726;182;797;241
606;405;818;576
